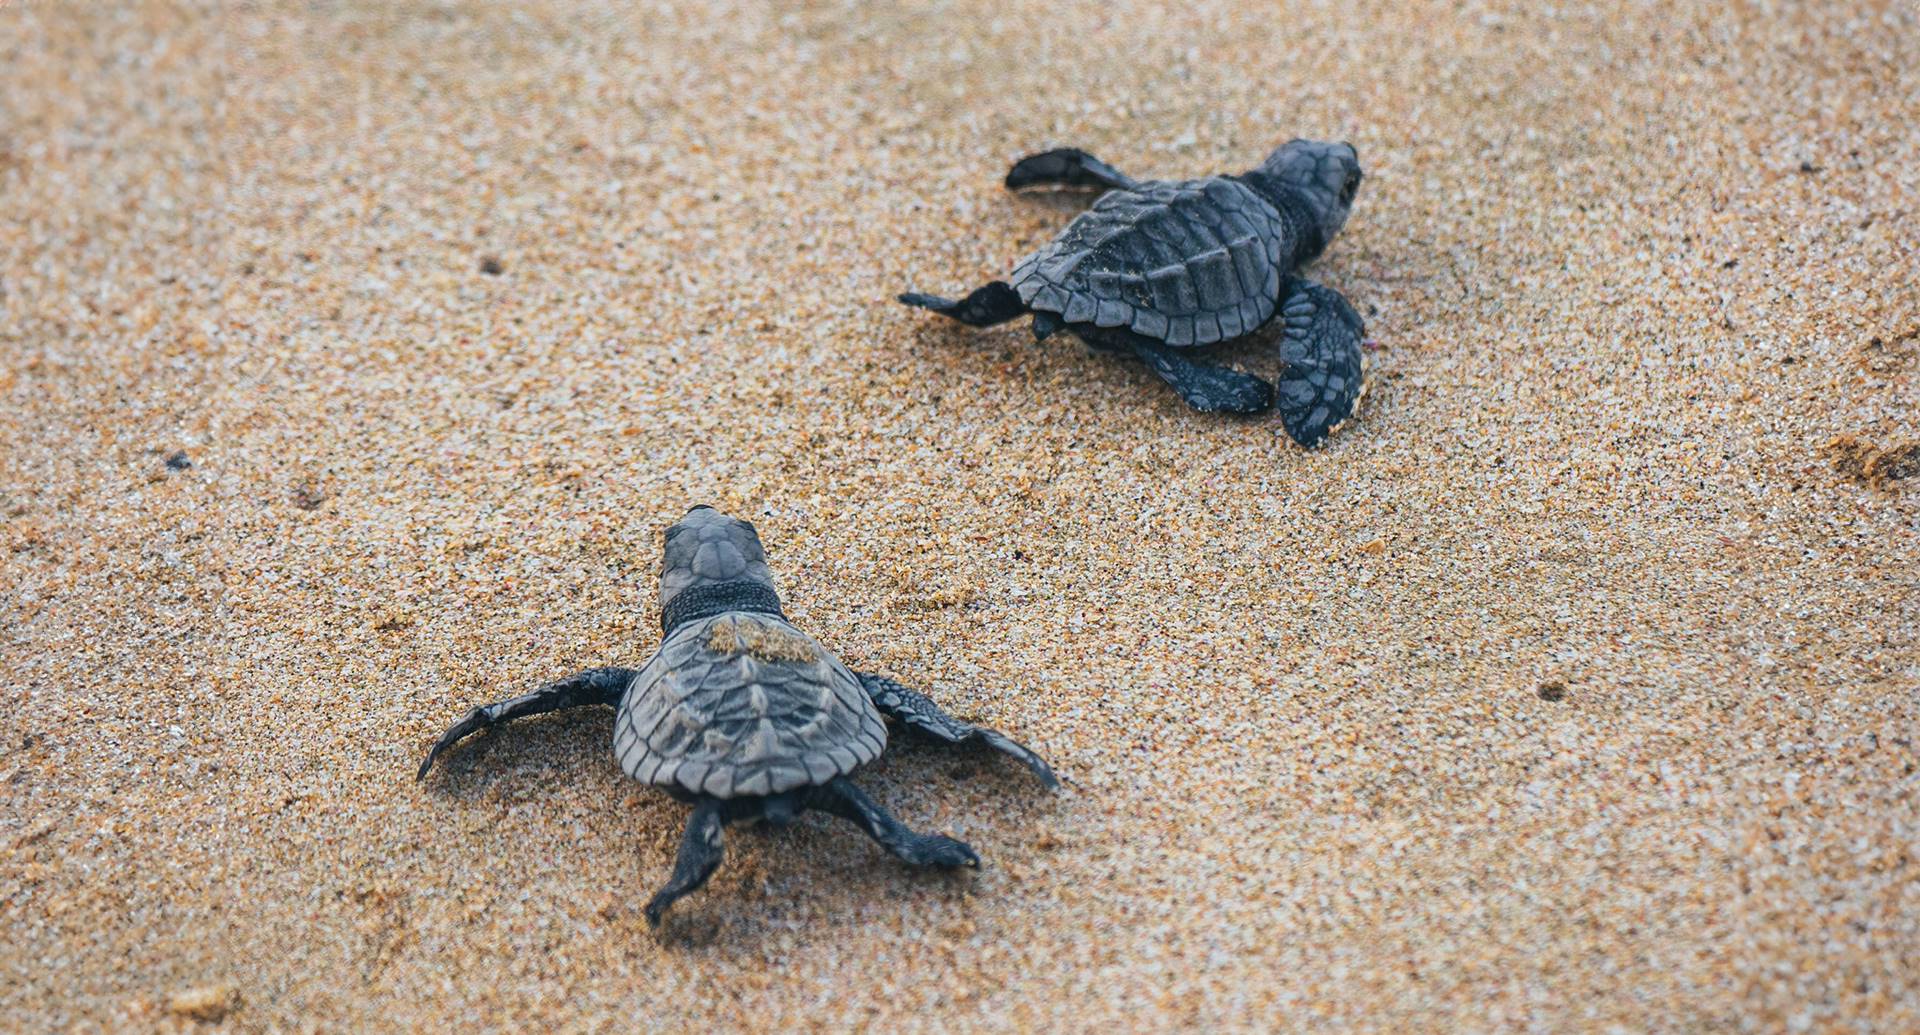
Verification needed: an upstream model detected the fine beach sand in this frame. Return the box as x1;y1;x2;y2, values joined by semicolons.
3;0;1916;1030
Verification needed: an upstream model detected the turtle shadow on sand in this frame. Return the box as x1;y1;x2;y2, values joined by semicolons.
419;707;1059;945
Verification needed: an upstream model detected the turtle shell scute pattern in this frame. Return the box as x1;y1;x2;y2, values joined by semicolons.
614;612;887;799
1009;176;1290;348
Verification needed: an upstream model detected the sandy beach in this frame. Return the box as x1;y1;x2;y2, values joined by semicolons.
3;0;1916;1030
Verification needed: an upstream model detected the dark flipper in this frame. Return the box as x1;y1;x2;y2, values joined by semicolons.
1004;148;1138;193
416;666;636;780
856;672;1058;789
644;799;726;925
1129;341;1275;414
898;281;1029;327
1274;278;1367;448
803;777;980;868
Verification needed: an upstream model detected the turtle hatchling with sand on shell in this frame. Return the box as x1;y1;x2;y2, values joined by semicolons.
418;506;1058;924
901;139;1370;447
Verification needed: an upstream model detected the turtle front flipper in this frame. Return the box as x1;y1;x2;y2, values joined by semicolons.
898;281;1028;327
1126;339;1275;414
1004;148;1138;193
416;666;636;781
856;672;1059;788
1274;278;1367;448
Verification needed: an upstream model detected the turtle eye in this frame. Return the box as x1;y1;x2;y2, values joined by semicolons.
1340;172;1360;204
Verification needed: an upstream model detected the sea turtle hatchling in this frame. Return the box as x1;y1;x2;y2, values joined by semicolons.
417;506;1057;924
900;139;1369;446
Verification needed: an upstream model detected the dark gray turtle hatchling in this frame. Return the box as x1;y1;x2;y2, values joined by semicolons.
417;506;1057;924
900;139;1369;446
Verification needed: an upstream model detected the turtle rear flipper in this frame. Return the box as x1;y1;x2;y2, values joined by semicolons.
803;777;979;868
644;799;727;926
1275;278;1367;448
1004;148;1138;193
1129;339;1274;414
898;281;1028;327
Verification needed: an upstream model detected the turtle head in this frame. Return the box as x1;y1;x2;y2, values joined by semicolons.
1248;139;1362;263
659;506;777;611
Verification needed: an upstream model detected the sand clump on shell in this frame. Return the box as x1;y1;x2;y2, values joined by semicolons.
705;615;821;664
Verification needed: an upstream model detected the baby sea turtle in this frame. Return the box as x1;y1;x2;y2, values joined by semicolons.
417;506;1057;924
900;139;1369;446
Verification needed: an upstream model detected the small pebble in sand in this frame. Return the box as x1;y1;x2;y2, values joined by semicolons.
478;255;504;275
166;984;236;1022
1537;681;1569;702
163;451;192;471
291;482;327;510
371;608;415;632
